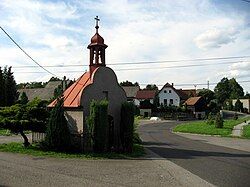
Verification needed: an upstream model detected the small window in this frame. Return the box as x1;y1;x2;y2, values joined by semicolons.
164;90;167;93
164;99;167;105
170;99;173;105
169;90;172;93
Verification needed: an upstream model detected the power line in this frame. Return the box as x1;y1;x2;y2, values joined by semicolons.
11;60;246;73
139;80;250;87
0;26;59;78
9;55;250;69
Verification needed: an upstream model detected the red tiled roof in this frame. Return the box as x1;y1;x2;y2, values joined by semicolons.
48;69;97;108
185;96;202;106
136;90;156;100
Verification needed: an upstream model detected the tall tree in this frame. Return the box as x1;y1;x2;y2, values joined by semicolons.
19;92;29;105
3;66;18;106
197;89;215;104
229;78;244;99
143;84;158;91
0;67;5;106
214;78;231;107
44;97;71;152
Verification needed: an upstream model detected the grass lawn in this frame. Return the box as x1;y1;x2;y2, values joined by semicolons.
0;129;31;136
243;124;250;138
0;142;145;159
0;128;11;136
173;116;250;137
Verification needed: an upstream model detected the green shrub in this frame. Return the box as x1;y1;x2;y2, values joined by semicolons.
206;113;214;125
120;102;135;153
88;100;109;153
44;97;72;152
215;112;224;128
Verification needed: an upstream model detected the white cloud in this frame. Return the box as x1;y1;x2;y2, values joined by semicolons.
0;0;249;92
194;28;239;49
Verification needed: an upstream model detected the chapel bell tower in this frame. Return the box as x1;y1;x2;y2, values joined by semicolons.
88;16;108;74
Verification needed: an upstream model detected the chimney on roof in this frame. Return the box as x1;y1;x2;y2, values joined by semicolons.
172;83;174;87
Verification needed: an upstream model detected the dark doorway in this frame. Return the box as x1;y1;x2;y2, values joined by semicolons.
108;115;114;151
144;112;149;118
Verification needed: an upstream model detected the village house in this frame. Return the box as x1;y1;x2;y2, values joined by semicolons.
122;86;140;102
48;17;126;150
18;81;62;101
185;96;206;119
134;90;156;106
158;83;195;107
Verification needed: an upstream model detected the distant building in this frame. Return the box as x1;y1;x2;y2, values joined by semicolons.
122;86;140;102
18;81;62;101
185;96;206;119
232;99;250;113
134;90;156;106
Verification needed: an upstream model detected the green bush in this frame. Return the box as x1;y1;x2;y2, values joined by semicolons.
206;113;214;125
120;102;135;153
215;112;224;128
88;100;109;153
44;97;72;152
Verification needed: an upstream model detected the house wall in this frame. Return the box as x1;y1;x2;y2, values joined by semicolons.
140;109;152;117
159;87;180;106
81;67;127;149
232;99;250;113
64;110;84;134
134;98;153;106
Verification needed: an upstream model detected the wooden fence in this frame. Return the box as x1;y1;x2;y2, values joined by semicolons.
32;132;45;143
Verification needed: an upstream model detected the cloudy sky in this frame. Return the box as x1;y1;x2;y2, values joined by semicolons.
0;0;250;92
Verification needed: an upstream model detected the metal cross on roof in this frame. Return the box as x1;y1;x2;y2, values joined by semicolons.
95;16;100;33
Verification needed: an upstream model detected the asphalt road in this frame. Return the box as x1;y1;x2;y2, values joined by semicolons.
138;121;250;187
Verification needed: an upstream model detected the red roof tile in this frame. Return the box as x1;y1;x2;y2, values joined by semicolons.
185;96;202;106
136;90;156;100
48;69;97;108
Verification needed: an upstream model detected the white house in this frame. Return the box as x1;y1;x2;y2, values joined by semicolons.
159;83;181;106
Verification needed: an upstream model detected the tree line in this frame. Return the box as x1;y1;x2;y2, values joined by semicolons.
0;66;18;107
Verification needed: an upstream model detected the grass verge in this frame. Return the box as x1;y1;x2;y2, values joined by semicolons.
243;124;250;138
173;116;250;137
0;128;11;136
0;142;145;159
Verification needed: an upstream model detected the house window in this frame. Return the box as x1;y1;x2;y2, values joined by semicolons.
169;90;171;93
170;99;173;105
164;90;167;93
164;99;167;105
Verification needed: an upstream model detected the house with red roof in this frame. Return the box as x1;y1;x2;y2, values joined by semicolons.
48;18;126;150
185;96;206;119
158;83;197;107
134;90;156;106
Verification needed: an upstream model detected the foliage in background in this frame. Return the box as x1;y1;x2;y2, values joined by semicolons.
234;99;243;112
44;97;72;152
120;102;135;153
120;80;139;86
0;66;18;107
87;100;109;153
214;77;244;107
